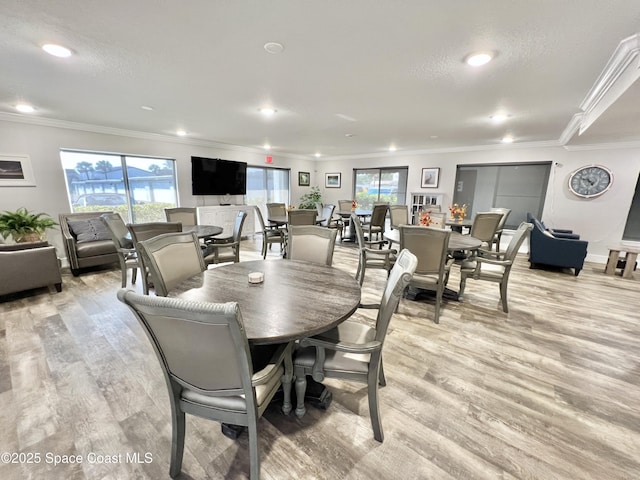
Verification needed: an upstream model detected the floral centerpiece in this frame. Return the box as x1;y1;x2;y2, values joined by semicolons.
418;210;433;226
448;203;467;221
351;199;357;211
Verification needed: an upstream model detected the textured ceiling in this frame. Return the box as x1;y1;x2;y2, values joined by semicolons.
1;0;640;158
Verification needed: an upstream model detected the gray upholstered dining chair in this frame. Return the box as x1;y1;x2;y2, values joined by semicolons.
287;209;317;226
320;204;343;240
136;231;205;296
101;212;138;288
293;248;417;442
469;212;503;250
287;225;337;266
204;211;247;265
254;206;286;258
428;212;446;229
362;203;388;242
490;207;512;251
164;207;198;225
459;222;533;313
352;213;397;285
129;221;183;294
117;289;291;480
389;205;409;230
338;200;353;212
400;225;452;324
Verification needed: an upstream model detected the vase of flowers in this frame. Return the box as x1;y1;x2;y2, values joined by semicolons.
419;211;433;226
448;203;467;222
351;199;357;211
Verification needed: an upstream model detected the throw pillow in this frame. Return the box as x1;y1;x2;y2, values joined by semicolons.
67;218;111;243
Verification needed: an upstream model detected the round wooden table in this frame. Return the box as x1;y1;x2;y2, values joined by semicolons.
169;259;361;345
444;218;474;233
384;229;482;251
182;224;223;238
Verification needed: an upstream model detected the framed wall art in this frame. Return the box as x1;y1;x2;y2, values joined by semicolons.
421;167;439;188
0;154;36;186
325;172;341;188
298;171;310;186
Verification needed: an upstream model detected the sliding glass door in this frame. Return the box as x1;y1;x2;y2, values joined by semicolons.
246;166;290;218
353;167;408;209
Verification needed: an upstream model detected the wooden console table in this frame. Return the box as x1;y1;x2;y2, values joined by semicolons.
605;245;639;279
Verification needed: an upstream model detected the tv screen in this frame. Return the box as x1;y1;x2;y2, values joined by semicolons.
191;157;247;195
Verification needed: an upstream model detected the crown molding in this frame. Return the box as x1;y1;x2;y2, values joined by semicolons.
558;112;584;145
0;112;309;161
563;139;640;151
578;33;640;135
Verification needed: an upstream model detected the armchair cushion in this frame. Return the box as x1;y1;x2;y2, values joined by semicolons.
67;218;111;243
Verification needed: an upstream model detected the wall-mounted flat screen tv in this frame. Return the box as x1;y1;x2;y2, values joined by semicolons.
191;157;247;195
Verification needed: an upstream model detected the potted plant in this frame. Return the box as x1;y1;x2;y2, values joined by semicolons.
298;186;322;209
0;207;58;243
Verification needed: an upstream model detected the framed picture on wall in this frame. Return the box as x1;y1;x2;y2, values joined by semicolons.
0;154;36;186
325;172;341;188
298;171;310;186
421;168;439;188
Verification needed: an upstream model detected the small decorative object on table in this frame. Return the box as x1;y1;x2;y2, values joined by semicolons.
418;211;433;226
351;199;357;211
448;203;467;222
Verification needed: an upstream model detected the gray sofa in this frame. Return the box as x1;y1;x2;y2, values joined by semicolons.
0;241;62;296
59;211;119;276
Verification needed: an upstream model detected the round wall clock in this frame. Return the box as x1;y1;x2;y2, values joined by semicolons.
568;164;613;198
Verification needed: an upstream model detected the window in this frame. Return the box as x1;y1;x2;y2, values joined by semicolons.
623;173;640;241
353;167;408;209
246;166;290;217
61;150;178;223
453;162;551;229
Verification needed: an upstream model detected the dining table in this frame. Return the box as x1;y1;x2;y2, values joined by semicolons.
169;258;362;418
444;217;474;233
182;224;223;238
267;215;325;227
336;209;372;242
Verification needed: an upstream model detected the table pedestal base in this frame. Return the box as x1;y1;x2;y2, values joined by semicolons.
405;285;460;302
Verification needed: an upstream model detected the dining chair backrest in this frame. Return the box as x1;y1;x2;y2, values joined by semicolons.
366;203;389;233
389;205;409;229
503;222;533;261
491;207;512;231
137;231;206;296
470;212;503;244
128;222;183;294
254;205;267;232
267;203;287;218
376;248;418;341
320;204;336;227
164;207;198;225
315;202;324;217
400;225;450;275
338;200;353;212
288;209;317;226
287;225;338;266
101;212;133;250
429;212;446;229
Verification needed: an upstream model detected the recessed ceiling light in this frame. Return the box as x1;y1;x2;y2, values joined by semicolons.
388;146;397;152
264;42;284;54
42;43;72;58
141;105;154;111
465;52;493;67
259;107;276;116
314;153;322;158
490;113;509;123
16;104;35;113
176;130;187;137
501;135;514;143
263;144;271;150
430;135;439;139
345;133;355;138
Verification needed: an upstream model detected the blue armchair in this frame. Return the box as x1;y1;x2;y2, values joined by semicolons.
527;213;588;276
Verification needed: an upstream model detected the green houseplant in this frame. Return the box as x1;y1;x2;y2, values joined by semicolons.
0;207;58;243
298;186;322;209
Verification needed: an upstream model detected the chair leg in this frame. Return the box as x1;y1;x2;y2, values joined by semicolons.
247;418;260;480
262;239;268;259
169;410;185;478
499;281;509;313
378;359;386;387
294;366;307;418
131;266;137;284
459;273;467;299
368;367;384;442
120;265;127;288
433;289;443;324
281;346;293;415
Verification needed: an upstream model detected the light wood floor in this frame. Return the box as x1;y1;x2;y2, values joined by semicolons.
1;238;639;479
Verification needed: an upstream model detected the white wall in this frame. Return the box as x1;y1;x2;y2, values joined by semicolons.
0;120;315;260
316;146;640;263
1;118;639;265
